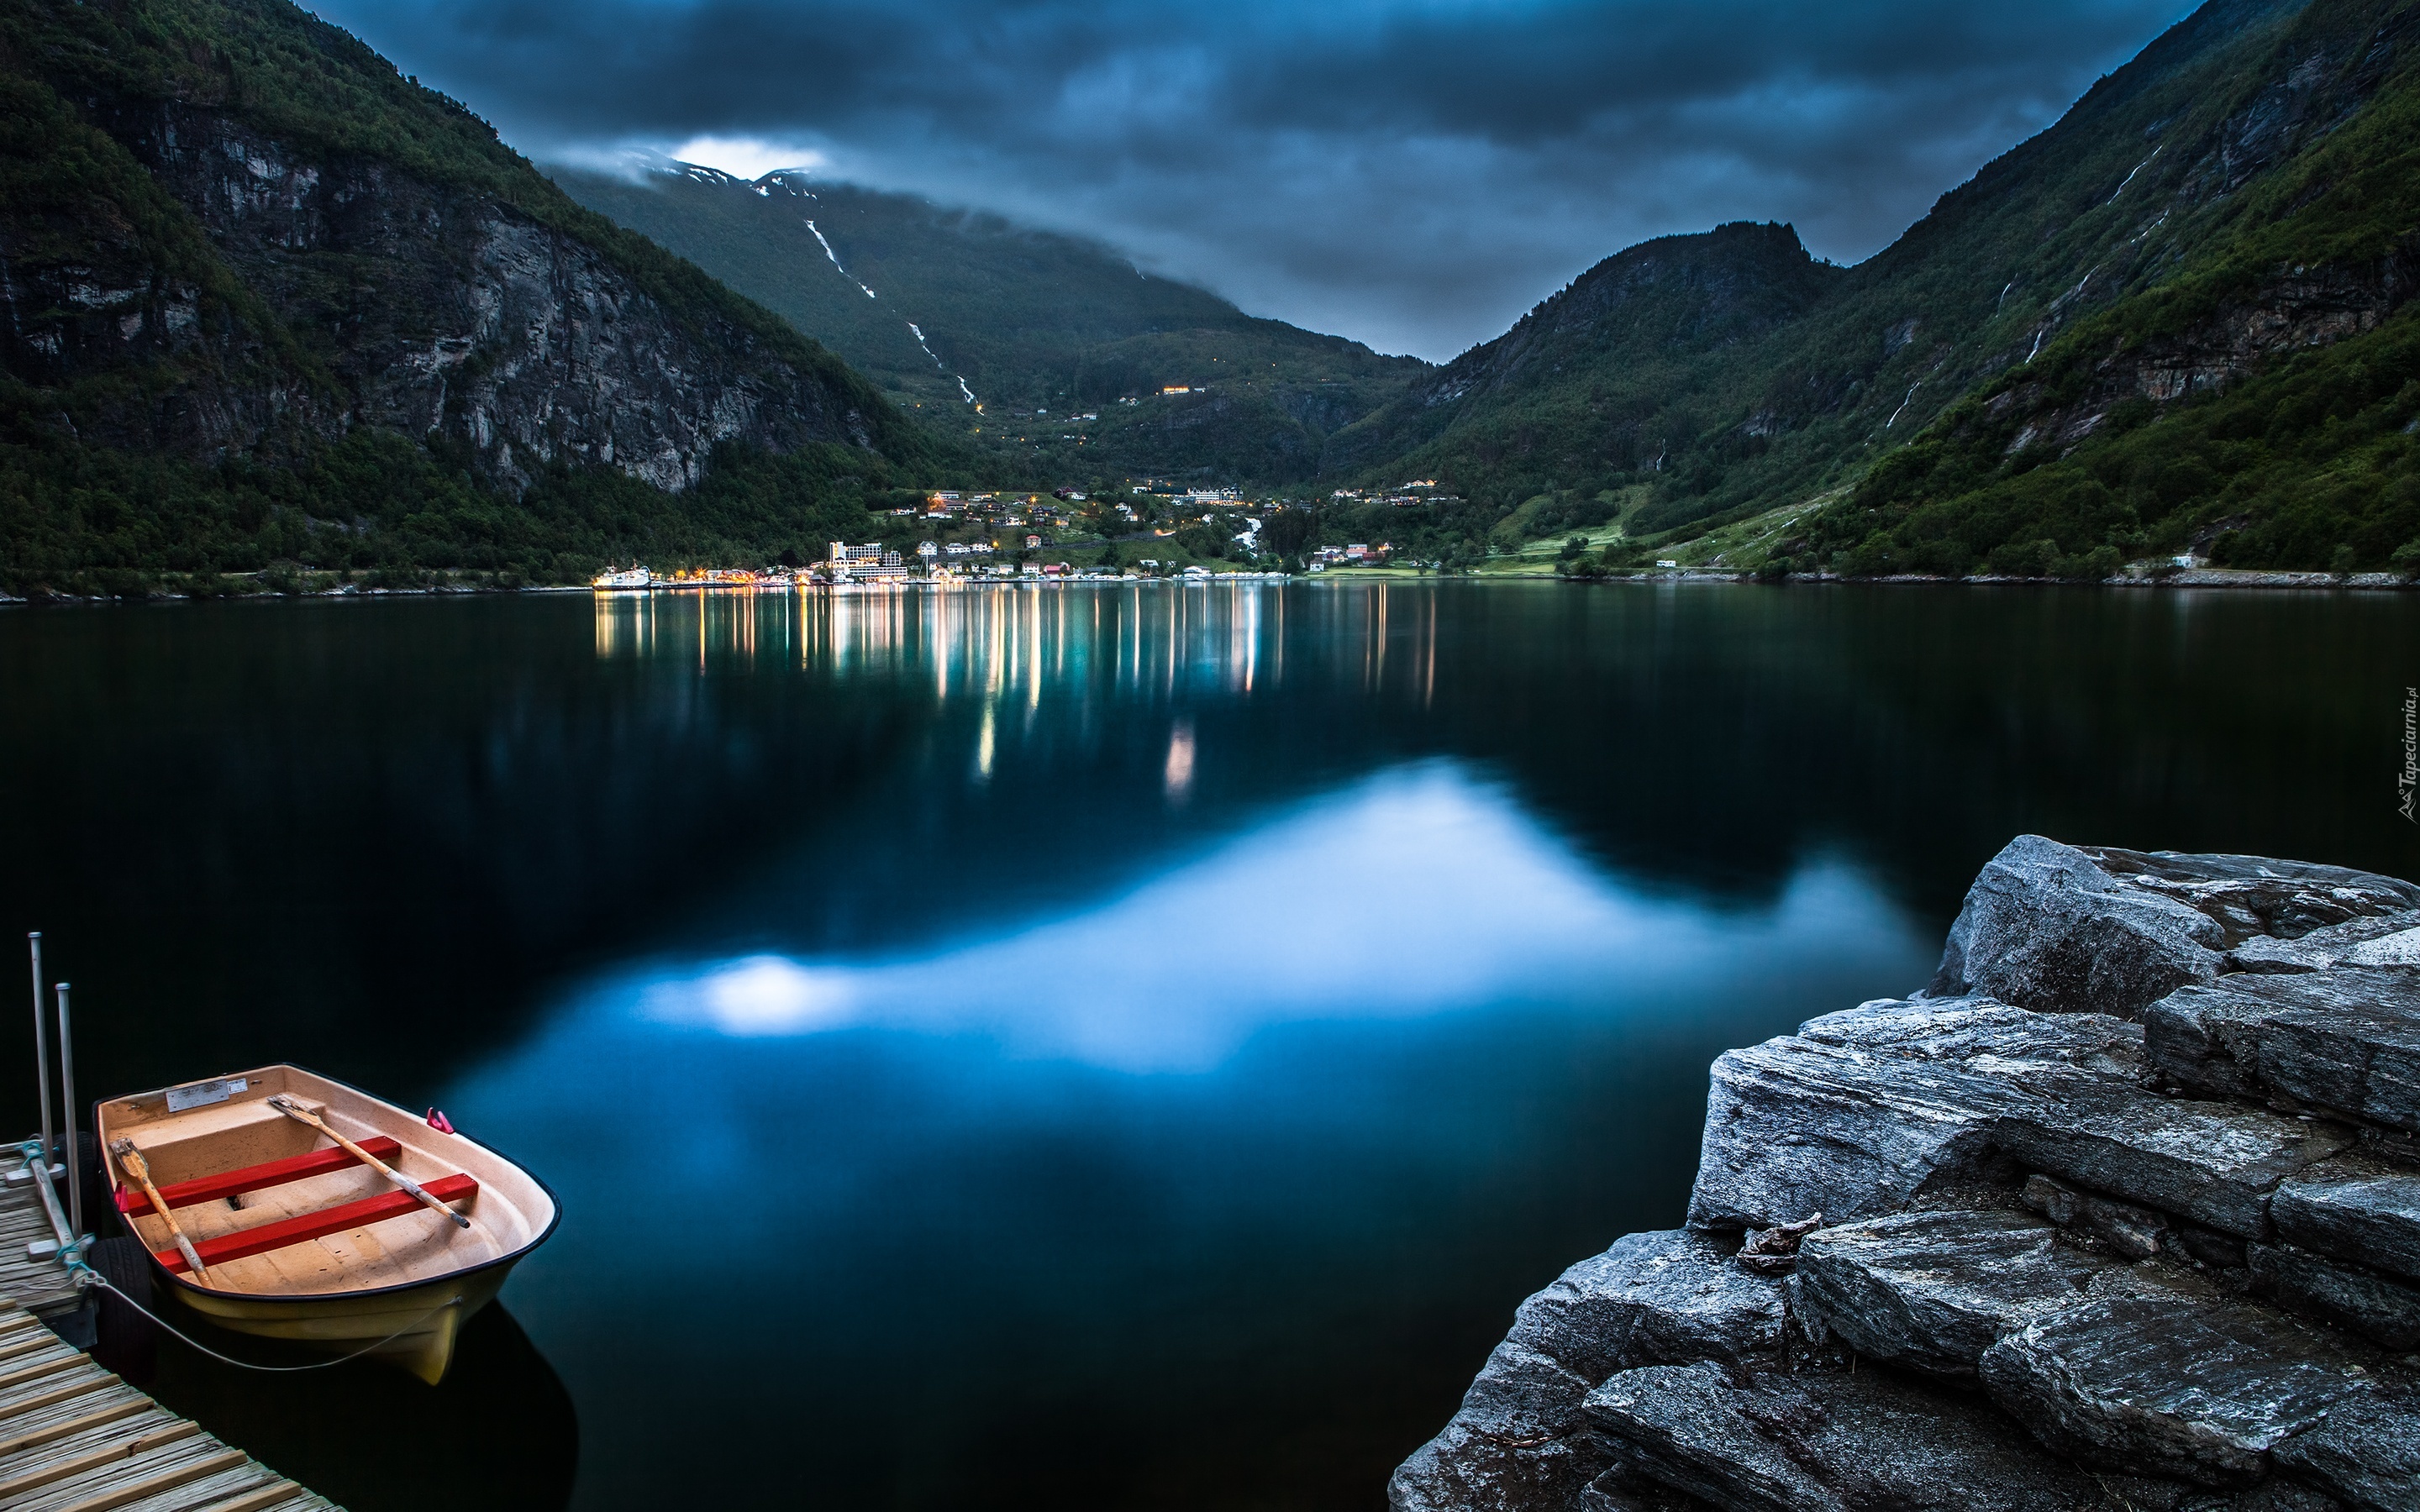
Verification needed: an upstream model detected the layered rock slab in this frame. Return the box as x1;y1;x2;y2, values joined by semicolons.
1791;1209;2119;1375
2086;848;2420;946
2230;911;2420;974
1581;1360;2144;1511
1977;1290;2374;1486
1992;1079;2354;1239
2144;969;2420;1131
2268;1393;2420;1512
2270;1157;2420;1283
1686;995;2348;1240
1686;999;2141;1231
2248;1242;2420;1348
1389;1231;1781;1512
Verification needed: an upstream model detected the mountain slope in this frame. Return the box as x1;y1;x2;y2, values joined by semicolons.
0;0;941;593
551;163;1428;485
1339;0;2420;575
1809;0;2420;575
1325;219;1847;491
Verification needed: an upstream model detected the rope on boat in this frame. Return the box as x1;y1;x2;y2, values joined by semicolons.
66;1261;464;1373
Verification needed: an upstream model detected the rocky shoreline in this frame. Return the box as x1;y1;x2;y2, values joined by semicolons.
1394;836;2420;1512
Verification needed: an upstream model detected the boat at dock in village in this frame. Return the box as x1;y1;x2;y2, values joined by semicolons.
95;1066;558;1383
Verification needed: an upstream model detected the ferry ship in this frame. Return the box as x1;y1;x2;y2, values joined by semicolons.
591;565;654;591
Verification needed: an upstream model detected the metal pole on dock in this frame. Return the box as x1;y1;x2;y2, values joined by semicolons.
27;934;52;1170
55;982;79;1247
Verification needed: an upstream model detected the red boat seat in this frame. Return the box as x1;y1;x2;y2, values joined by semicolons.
114;1137;406;1216
152;1173;478;1275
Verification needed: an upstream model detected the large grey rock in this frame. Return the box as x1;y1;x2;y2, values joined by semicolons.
2270;1394;2420;1512
1581;1360;2153;1510
2144;970;2420;1132
1791;1209;2118;1376
2271;1158;2420;1284
1992;1079;2354;1239
2248;1242;2420;1349
1388;1231;1783;1512
1977;1292;2374;1486
2231;911;2420;974
1929;838;2420;1019
1686;999;2143;1231
1930;837;2225;1016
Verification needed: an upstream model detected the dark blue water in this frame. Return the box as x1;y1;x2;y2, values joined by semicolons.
0;582;2412;1509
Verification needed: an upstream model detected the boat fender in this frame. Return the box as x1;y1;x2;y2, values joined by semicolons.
426;1109;456;1134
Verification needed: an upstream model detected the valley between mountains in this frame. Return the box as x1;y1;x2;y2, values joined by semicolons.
3;0;2419;592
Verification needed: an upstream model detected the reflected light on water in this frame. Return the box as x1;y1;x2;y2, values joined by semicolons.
1164;719;1195;801
608;763;1923;1072
590;580;1444;707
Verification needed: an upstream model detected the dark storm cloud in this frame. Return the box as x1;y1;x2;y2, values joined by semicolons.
313;0;2193;359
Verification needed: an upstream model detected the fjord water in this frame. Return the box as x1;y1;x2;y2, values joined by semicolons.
0;581;2413;1510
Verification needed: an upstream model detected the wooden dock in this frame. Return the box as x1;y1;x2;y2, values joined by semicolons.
0;1149;343;1512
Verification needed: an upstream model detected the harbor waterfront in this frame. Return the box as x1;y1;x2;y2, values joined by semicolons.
0;582;2412;1510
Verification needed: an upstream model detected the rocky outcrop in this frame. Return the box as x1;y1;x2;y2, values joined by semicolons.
1397;836;2420;1512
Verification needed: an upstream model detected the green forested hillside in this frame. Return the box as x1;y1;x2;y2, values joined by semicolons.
1808;0;2420;576
1333;0;2420;575
552;164;1428;486
1323;218;1847;523
0;0;946;595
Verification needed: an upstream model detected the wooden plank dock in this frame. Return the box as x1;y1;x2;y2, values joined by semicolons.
0;1147;344;1512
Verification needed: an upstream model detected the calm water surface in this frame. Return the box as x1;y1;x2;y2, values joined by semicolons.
1;581;2414;1509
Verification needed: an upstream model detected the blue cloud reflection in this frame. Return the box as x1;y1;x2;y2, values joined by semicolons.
601;762;1919;1070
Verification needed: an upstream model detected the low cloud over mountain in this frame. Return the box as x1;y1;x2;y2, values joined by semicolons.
308;0;2188;359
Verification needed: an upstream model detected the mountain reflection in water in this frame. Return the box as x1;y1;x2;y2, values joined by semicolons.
612;764;1907;1068
450;767;1922;1509
0;581;2411;1509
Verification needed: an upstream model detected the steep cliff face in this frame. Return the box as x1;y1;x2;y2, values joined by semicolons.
0;0;916;498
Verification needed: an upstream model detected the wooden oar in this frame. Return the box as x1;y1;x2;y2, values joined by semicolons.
108;1139;210;1284
266;1096;471;1229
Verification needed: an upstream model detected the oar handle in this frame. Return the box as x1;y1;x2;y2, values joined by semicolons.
267;1099;471;1230
109;1140;211;1285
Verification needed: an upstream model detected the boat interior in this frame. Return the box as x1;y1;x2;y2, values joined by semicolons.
96;1065;555;1298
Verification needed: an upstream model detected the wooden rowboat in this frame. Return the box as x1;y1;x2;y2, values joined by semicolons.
95;1065;558;1384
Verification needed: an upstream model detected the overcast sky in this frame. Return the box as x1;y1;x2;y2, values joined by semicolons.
313;0;2196;360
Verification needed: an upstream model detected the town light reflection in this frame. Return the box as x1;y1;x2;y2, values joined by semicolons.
602;763;1921;1073
589;581;1458;709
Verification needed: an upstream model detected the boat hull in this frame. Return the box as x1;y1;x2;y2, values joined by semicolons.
96;1064;558;1385
166;1253;517;1383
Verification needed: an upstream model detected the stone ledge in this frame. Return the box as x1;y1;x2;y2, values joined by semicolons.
2144;969;2420;1131
1395;840;2420;1512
